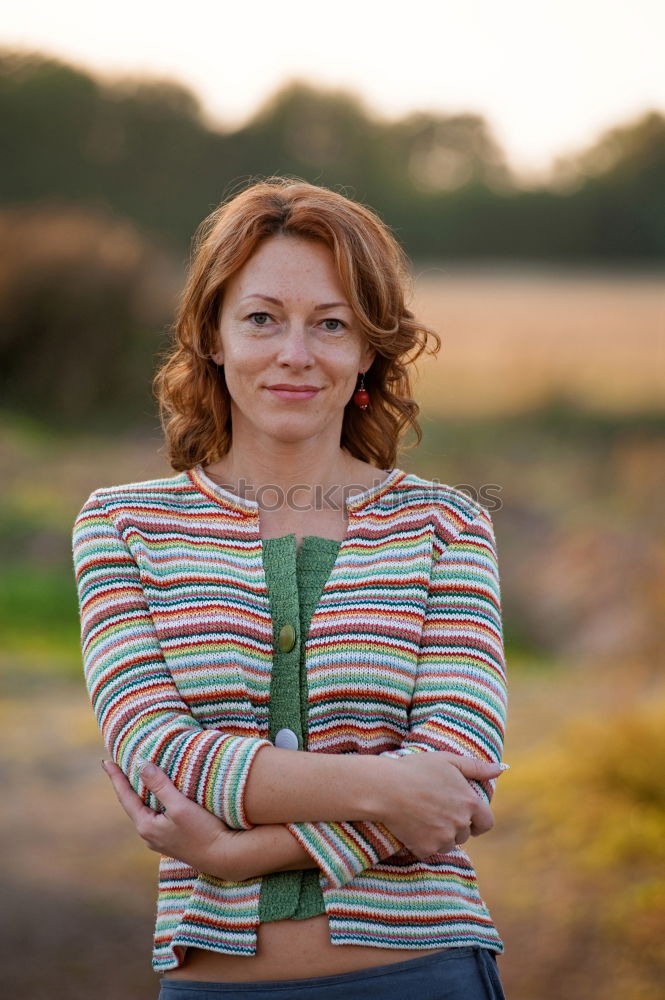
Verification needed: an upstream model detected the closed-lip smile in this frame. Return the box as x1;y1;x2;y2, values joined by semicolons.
267;384;320;391
266;383;321;400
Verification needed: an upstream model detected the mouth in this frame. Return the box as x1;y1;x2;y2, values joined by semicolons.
266;384;321;400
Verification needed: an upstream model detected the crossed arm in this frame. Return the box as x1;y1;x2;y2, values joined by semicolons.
75;493;507;885
102;749;506;882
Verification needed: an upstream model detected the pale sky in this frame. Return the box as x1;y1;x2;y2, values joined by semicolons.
2;0;663;180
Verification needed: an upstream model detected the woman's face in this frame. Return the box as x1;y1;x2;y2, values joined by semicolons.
212;234;375;453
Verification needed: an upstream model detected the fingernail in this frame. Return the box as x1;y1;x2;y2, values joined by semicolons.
138;760;156;778
101;759;109;774
498;763;510;771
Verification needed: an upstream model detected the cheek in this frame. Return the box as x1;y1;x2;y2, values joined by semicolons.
328;339;367;370
219;357;254;401
223;343;266;377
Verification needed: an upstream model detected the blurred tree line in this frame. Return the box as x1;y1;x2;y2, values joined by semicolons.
2;48;664;259
1;48;663;427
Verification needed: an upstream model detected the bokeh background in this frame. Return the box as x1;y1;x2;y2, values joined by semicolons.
1;3;664;998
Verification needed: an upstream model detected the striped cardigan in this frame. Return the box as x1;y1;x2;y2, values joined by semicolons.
73;465;507;971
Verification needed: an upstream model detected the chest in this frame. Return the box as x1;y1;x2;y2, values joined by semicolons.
125;511;436;746
259;506;348;547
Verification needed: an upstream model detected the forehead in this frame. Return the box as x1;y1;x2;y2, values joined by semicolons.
226;235;346;298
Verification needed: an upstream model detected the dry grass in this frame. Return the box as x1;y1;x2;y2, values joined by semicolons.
409;267;664;416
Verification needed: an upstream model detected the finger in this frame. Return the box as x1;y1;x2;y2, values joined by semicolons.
102;759;157;826
455;824;472;847
449;756;509;780
469;800;494;837
136;760;183;813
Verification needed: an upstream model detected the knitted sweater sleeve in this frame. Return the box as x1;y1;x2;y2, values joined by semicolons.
285;507;508;888
72;492;272;829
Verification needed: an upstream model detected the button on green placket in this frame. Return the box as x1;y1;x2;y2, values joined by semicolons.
263;536;303;751
277;623;296;654
258;533;341;924
258;535;303;924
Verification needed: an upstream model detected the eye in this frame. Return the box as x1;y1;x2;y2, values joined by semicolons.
249;312;271;326
321;318;346;333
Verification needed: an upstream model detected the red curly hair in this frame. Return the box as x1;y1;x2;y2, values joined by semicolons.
154;177;440;471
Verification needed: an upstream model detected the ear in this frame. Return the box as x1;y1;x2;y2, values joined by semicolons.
360;343;376;373
210;334;224;366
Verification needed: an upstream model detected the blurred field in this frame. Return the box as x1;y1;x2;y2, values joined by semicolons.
412;266;665;416
1;268;664;999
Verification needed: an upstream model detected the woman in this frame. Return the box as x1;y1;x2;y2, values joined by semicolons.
73;178;508;999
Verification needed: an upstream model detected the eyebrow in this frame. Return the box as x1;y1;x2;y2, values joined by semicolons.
239;294;351;310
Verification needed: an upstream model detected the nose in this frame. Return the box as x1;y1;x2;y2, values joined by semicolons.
276;322;314;368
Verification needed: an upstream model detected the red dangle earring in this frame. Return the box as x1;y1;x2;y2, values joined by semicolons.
353;371;370;410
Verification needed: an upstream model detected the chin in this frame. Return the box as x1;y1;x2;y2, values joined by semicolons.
258;417;337;446
267;427;325;445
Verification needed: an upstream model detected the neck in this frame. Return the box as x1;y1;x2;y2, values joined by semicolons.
205;434;369;507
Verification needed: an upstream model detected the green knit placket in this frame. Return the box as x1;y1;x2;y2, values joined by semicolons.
258;534;341;923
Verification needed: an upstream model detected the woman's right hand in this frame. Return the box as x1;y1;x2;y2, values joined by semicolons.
377;752;505;858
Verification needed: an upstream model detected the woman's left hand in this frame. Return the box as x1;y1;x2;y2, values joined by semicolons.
102;759;243;879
